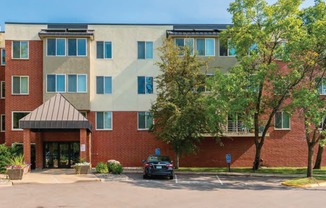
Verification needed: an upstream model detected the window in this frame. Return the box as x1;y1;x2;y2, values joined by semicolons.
47;74;66;92
68;74;87;93
12;41;29;59
196;38;215;56
12;76;28;95
138;41;153;59
219;39;236;56
96;112;112;130
97;41;112;59
275;111;290;129
317;78;326;95
227;114;247;133
1;114;5;132
68;38;87;56
1;81;5;99
47;38;66;56
96;76;112;94
175;38;194;55
138;76;153;94
197;74;213;93
1;49;5;65
79;111;87;118
138;112;153;130
12;112;29;130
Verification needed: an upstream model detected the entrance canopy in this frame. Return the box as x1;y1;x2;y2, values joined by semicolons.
20;93;92;131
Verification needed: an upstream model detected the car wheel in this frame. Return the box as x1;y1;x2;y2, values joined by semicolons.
169;175;174;180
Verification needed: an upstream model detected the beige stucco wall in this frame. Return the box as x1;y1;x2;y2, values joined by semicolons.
88;25;173;112
5;24;47;40
43;38;91;110
0;33;4;47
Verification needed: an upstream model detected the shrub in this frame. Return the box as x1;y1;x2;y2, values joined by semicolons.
96;162;108;173
107;160;123;174
0;144;12;173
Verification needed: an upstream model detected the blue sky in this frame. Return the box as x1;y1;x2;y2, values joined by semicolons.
0;0;316;30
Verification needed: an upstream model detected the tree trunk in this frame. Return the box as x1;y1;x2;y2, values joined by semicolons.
252;143;262;171
307;144;314;178
314;144;324;169
175;153;180;169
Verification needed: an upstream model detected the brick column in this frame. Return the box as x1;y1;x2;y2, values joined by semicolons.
88;132;92;166
80;128;88;162
23;129;31;165
35;132;43;169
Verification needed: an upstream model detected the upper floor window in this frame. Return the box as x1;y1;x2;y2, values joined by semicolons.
12;76;29;95
1;81;5;99
47;38;66;56
219;39;236;57
12;112;29;130
138;76;153;94
68;74;87;93
175;38;194;55
96;76;112;94
275;111;290;130
47;74;66;93
317;78;326;95
96;112;112;130
68;38;87;56
138;41;153;59
227;114;248;133
12;41;29;59
97;41;112;59
138;112;153;130
196;38;215;56
1;49;5;65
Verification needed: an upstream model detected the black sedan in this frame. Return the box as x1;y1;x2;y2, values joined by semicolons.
142;155;174;179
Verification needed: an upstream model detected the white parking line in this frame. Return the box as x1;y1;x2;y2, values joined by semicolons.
175;174;178;184
216;175;223;185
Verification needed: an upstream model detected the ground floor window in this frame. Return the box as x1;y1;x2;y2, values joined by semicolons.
44;142;80;168
12;112;30;130
275;111;290;129
138;112;153;130
96;112;112;130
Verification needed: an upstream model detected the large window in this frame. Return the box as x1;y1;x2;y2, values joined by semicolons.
1;81;5;99
275;111;290;129
97;41;112;59
138;41;153;59
175;38;194;55
196;38;215;56
138;112;153;130
12;112;29;130
68;38;87;56
219;39;236;57
68;74;87;93
96;112;112;130
1;114;5;132
138;76;153;94
96;76;112;94
12;76;29;95
47;74;66;92
12;41;29;59
47;38;66;56
1;49;5;65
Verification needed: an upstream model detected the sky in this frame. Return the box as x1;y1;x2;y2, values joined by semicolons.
0;0;316;31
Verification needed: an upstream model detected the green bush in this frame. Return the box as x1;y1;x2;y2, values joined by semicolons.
96;162;108;173
0;144;12;173
107;160;123;174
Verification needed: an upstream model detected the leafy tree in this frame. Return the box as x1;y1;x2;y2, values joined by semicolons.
217;0;311;170
151;38;214;168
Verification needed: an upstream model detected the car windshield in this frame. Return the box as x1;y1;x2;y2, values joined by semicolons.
147;156;170;162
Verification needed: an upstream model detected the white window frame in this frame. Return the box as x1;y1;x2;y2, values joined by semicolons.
11;76;29;95
67;74;87;93
46;38;66;56
1;114;5;132
137;112;154;130
95;112;113;130
274;111;291;130
1;81;5;99
138;41;153;60
218;39;236;57
1;48;5;65
12;41;29;59
97;41;113;59
175;38;195;56
196;38;215;57
46;74;66;93
67;38;87;57
12;111;30;131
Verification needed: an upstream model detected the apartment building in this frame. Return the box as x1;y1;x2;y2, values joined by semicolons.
0;22;321;169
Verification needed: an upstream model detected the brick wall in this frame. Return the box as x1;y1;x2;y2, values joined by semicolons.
0;64;5;144
5;40;43;145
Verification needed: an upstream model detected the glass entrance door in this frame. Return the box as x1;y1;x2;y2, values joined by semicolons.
44;142;80;168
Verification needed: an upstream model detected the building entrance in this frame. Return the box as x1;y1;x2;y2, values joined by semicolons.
44;142;80;168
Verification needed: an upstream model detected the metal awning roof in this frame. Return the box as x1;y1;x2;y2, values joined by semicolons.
20;94;92;131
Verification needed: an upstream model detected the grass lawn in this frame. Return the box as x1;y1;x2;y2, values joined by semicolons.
177;167;326;175
282;177;326;187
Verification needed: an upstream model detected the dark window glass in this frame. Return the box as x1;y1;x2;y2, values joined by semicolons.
68;39;77;56
138;76;145;94
96;76;104;94
47;39;56;56
96;112;104;129
68;75;77;92
105;42;112;58
97;42;104;58
78;39;86;56
47;75;56;92
196;39;205;56
13;41;20;58
138;42;145;59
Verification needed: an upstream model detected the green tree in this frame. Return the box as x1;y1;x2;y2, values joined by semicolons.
217;0;310;170
151;38;213;168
